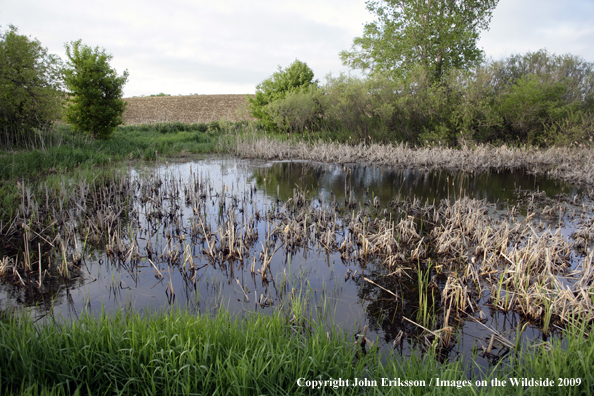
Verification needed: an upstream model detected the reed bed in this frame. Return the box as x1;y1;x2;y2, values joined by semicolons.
234;135;594;185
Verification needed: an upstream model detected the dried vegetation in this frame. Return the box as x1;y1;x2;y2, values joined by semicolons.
235;135;594;185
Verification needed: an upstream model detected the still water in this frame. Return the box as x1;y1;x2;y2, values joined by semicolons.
0;155;585;370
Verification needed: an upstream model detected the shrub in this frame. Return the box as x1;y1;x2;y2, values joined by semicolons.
455;51;594;145
490;50;594;106
391;68;461;145
191;123;209;133
321;73;400;142
248;50;594;147
207;121;221;132
439;51;594;146
449;66;504;144
266;88;324;135
543;110;594;147
497;74;579;144
63;40;129;140
247;60;318;131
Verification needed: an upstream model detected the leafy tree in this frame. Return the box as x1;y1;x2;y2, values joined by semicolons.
340;0;499;82
247;60;318;131
63;40;129;139
0;25;64;146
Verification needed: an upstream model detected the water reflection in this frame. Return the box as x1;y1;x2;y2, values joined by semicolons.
251;161;573;208
0;156;587;372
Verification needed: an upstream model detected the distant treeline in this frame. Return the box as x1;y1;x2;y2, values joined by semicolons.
261;50;594;147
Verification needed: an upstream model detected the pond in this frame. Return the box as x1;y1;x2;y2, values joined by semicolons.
1;154;591;372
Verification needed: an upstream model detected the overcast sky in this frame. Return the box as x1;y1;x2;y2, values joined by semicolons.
2;0;593;97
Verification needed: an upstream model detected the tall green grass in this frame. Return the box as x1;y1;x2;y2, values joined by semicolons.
0;123;232;183
0;308;592;396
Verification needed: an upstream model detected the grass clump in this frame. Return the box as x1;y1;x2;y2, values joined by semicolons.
0;309;376;395
1;308;593;395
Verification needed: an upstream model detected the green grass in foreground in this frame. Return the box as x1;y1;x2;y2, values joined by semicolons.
0;308;592;396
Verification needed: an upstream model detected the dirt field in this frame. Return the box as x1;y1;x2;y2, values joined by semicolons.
122;94;255;125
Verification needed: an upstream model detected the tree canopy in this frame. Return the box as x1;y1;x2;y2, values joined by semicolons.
247;60;317;130
63;40;128;139
340;0;499;82
0;25;64;145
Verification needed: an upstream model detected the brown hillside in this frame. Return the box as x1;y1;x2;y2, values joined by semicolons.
122;94;255;125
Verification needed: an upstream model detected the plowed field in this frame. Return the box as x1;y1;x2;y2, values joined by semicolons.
122;94;255;125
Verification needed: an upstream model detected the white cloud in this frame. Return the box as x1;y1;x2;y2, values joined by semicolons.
478;0;594;61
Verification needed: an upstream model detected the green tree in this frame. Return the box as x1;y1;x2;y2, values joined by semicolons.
0;25;64;146
63;40;128;139
247;60;317;131
340;0;499;82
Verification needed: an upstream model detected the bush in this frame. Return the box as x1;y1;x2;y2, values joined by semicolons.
207;121;221;132
489;50;594;105
449;66;504;144
320;73;398;141
453;51;594;145
63;40;129;140
247;60;318;131
391;68;461;145
543;110;594;146
266;88;324;135
0;25;64;147
315;70;459;144
497;74;579;144
156;122;185;134
248;50;594;147
192;123;209;133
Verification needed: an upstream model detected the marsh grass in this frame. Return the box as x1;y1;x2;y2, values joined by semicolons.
234;133;594;186
0;124;92;153
0;122;235;226
5;122;594;188
0;123;227;182
3;161;594;335
1;308;593;396
4;122;594;386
